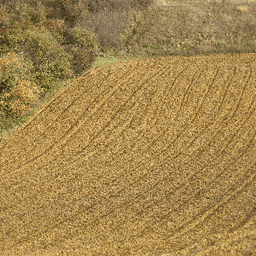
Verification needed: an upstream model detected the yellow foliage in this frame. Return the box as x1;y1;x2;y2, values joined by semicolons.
0;52;22;70
9;79;42;116
0;93;11;106
12;80;40;104
9;98;33;115
0;52;43;117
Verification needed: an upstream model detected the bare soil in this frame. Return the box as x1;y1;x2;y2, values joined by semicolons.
0;52;255;255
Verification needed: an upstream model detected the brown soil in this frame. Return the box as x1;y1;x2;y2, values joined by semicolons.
0;52;256;255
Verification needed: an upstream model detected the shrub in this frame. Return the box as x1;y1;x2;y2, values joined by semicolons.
70;26;99;50
38;18;67;44
2;79;41;117
23;1;49;25
40;0;91;28
0;1;52;55
0;28;26;56
0;52;21;95
0;4;12;28
1;0;49;31
68;46;96;76
76;8;136;50
0;51;43;119
20;27;74;90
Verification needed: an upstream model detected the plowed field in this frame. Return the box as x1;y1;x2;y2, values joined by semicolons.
1;53;256;255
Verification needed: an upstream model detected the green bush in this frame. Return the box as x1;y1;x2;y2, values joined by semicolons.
68;46;96;76
1;0;49;31
20;27;74;91
39;0;90;28
22;1;48;25
70;26;99;51
0;28;26;56
38;18;67;44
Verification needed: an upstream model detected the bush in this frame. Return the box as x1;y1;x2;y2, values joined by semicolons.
38;18;67;44
68;46;96;76
0;52;20;95
0;28;26;56
0;51;43;119
0;0;49;31
70;26;99;50
20;27;74;90
0;4;12;29
76;8;136;50
74;0;156;51
2;79;41;117
40;0;91;28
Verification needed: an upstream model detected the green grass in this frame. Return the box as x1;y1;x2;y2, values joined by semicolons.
0;0;255;143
